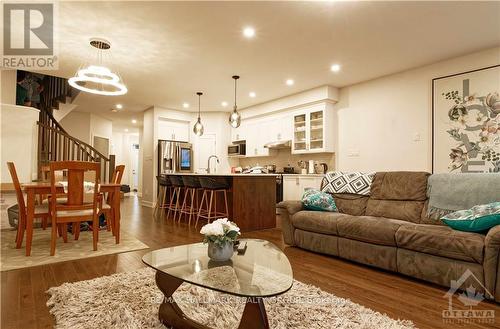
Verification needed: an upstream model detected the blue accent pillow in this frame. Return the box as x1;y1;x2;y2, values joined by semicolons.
442;202;500;232
301;189;337;212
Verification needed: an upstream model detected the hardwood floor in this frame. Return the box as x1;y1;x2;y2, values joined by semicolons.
2;195;500;329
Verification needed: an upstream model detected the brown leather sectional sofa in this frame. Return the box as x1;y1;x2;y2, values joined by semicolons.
277;171;500;302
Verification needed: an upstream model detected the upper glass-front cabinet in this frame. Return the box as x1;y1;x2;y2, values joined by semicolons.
292;103;334;154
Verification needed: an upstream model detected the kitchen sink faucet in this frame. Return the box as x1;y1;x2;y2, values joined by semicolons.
207;155;219;174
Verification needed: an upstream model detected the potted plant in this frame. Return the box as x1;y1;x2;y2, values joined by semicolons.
200;218;240;261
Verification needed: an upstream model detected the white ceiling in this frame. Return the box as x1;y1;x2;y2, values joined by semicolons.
53;1;500;124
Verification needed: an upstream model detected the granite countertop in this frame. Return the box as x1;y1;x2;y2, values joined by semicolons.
161;173;325;177
161;173;278;177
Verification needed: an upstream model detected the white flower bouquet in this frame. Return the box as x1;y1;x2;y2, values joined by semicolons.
200;218;240;247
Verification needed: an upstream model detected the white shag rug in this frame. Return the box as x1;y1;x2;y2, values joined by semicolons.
46;268;416;329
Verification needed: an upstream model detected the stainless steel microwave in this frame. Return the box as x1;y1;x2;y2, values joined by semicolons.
228;143;246;157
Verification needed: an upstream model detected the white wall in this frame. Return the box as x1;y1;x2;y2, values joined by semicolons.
141;107;155;206
336;46;500;172
0;70;16;105
90;113;112;149
59;111;91;143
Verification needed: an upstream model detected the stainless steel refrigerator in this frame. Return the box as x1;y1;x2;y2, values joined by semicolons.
158;140;193;173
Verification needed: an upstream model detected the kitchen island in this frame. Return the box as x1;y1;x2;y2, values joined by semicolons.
163;173;277;232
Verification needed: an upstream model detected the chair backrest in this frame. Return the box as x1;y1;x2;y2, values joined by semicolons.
111;165;125;184
6;162;26;216
49;161;100;216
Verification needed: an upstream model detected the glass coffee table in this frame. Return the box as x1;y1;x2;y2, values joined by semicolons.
142;239;293;329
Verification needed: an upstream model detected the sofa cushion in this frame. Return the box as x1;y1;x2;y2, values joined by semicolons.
332;193;369;216
365;199;425;223
291;211;349;235
370;171;430;201
366;171;430;223
336;216;408;246
395;224;485;263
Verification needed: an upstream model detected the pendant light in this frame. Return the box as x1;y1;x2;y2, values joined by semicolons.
68;38;127;96
193;92;204;136
229;75;241;128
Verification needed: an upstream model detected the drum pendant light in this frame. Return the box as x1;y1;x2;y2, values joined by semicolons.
193;92;204;136
229;75;241;128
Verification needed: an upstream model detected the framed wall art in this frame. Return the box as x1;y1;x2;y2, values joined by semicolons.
432;65;500;173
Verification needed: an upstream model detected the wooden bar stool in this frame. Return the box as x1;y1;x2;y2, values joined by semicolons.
166;175;184;221
196;176;230;227
179;175;203;226
153;175;172;217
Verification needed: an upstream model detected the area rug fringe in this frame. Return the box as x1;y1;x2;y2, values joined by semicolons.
46;268;416;329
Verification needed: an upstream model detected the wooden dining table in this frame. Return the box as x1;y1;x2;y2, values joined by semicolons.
21;182;122;256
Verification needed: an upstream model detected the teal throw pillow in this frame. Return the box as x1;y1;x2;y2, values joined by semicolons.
442;202;500;232
302;189;337;212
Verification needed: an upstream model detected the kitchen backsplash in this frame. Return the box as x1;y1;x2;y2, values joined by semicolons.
238;149;335;173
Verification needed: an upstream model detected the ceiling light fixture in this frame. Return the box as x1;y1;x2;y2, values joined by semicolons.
193;92;204;137
330;64;341;72
249;91;256;98
131;119;137;124
116;104;123;109
68;38;127;96
243;26;255;38
286;79;294;86
183;102;190;109
229;75;241;128
221;101;228;107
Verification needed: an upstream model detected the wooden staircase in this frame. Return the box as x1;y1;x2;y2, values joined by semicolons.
37;75;115;182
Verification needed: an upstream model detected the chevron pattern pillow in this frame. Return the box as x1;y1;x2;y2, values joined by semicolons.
321;172;376;196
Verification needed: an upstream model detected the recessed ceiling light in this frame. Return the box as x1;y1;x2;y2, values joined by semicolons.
124;128;129;132
221;101;228;107
243;26;255;38
330;64;341;72
182;102;189;108
249;92;256;98
116;104;123;109
286;79;294;86
131;119;137;124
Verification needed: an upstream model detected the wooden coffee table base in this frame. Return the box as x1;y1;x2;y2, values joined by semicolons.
155;271;270;329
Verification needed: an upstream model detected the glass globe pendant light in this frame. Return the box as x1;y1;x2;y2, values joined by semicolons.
229;75;241;128
193;92;204;136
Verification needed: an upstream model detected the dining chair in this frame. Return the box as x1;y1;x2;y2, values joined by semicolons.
7;162;50;249
99;165;124;233
49;161;101;256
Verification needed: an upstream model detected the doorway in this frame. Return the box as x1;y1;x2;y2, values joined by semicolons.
93;136;110;157
130;143;140;191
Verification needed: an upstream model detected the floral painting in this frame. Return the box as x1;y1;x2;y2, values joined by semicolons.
432;65;500;173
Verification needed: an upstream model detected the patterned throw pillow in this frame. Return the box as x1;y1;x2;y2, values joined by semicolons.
321;172;375;196
301;189;338;212
442;202;500;232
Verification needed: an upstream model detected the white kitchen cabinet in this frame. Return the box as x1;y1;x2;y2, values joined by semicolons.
245;119;274;157
231;121;248;142
283;175;324;201
292;103;335;154
158;119;190;142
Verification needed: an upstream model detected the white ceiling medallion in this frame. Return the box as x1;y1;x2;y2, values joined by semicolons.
68;38;127;96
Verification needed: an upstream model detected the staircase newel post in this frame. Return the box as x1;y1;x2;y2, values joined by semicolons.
109;155;116;183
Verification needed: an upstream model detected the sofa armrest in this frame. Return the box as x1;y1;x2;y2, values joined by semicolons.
276;201;303;246
277;200;303;216
484;225;500;302
486;225;500;248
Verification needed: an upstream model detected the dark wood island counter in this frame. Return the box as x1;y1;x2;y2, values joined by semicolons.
166;174;277;232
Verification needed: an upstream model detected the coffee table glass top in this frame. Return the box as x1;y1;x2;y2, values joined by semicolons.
142;239;293;298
